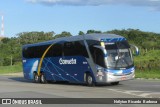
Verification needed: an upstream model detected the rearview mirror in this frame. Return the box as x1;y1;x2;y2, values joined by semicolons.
130;44;139;56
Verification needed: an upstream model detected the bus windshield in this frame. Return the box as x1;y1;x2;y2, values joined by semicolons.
105;41;133;69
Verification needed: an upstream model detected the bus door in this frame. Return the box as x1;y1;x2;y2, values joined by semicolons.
89;46;107;82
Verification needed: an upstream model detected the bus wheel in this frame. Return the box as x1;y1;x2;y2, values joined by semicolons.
86;74;95;86
33;73;40;83
40;73;47;84
111;82;119;85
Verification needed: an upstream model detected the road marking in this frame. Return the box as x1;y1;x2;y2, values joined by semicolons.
108;88;160;98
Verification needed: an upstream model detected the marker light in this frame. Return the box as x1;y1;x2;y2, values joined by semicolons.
100;42;105;48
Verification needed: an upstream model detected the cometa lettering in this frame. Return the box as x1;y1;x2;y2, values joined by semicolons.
59;58;77;65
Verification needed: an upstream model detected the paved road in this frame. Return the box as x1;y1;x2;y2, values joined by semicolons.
0;75;160;107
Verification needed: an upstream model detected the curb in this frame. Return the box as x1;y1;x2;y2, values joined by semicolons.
136;78;160;80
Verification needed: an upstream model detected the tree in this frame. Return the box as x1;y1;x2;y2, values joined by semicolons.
78;31;85;35
1;38;10;43
54;31;72;39
87;30;102;34
16;31;54;45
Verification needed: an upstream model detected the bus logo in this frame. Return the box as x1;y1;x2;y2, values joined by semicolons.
59;58;77;65
2;99;11;104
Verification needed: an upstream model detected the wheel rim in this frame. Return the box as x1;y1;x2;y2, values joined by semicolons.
41;75;44;82
88;75;93;85
35;74;39;82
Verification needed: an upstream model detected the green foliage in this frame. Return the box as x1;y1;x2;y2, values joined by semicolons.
0;64;22;74
87;30;102;34
133;49;160;78
17;31;55;45
134;50;160;72
79;31;85;35
135;70;160;79
1;38;10;43
54;31;72;39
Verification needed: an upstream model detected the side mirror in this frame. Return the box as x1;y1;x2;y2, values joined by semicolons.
130;44;139;56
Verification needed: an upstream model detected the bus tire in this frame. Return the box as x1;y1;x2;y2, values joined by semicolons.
111;82;119;85
40;73;47;84
86;73;95;86
33;73;40;83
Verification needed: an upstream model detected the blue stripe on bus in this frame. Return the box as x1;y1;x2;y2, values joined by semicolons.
100;38;126;42
106;67;135;75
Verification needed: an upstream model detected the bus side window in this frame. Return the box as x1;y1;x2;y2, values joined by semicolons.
74;41;89;58
50;44;62;57
23;47;29;58
36;45;48;58
23;44;63;58
63;42;76;56
93;48;105;67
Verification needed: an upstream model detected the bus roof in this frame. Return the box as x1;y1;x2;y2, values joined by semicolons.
23;33;126;48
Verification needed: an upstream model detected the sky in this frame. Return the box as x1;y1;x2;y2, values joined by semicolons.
0;0;160;37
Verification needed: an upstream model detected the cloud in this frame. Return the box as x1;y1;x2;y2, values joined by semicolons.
27;0;160;10
27;0;88;6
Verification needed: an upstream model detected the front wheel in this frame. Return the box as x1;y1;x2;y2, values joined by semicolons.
86;74;95;86
33;73;40;83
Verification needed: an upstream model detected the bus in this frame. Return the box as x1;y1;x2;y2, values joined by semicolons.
22;34;139;86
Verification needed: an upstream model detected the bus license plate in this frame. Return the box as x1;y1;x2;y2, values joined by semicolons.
121;76;126;80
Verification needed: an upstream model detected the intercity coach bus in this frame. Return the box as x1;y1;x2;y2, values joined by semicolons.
22;34;139;86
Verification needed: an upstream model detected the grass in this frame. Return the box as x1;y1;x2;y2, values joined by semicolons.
133;49;160;79
135;70;160;79
134;50;160;62
0;64;22;74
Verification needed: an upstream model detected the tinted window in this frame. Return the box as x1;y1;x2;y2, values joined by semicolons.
63;41;88;58
117;41;130;49
105;41;130;50
23;47;29;58
23;45;49;58
91;48;106;67
23;41;88;58
74;41;89;58
36;45;48;58
63;42;76;56
47;43;62;57
87;40;100;47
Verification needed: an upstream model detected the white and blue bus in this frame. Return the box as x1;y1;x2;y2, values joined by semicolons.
22;34;139;86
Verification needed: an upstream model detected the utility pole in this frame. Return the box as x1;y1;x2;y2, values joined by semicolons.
11;56;12;66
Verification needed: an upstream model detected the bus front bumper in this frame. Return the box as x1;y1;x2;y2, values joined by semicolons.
106;71;135;83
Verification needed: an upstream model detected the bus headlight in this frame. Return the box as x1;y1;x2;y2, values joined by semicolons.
131;70;135;74
107;71;114;75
